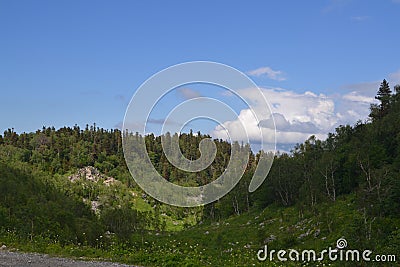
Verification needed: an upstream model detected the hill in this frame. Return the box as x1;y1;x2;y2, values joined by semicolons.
0;80;400;266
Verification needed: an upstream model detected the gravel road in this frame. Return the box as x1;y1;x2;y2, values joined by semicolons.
0;250;137;267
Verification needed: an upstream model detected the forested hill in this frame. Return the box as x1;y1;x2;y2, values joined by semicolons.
254;80;400;216
0;80;399;265
0;123;256;244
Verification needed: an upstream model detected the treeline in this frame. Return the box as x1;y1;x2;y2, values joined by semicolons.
1;124;126;177
0;122;258;192
0;125;241;186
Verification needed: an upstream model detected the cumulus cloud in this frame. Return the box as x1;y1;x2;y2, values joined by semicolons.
213;109;266;143
247;67;286;81
239;88;337;131
259;113;321;133
212;86;376;148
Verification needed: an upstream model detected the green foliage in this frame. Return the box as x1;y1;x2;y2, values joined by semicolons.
0;157;100;246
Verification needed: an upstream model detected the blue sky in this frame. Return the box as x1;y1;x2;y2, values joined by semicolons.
1;0;400;150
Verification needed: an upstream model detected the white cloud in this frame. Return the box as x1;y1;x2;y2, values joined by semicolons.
213;109;268;143
247;67;286;81
342;80;380;96
212;86;375;147
238;88;338;130
342;91;375;103
259;113;320;133
211;69;400;151
389;69;400;84
342;70;400;96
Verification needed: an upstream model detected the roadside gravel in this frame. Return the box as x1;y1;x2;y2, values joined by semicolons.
0;250;137;267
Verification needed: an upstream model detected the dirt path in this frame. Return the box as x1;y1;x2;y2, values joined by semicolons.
0;250;137;267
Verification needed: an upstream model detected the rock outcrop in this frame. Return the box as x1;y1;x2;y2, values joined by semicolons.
68;166;117;186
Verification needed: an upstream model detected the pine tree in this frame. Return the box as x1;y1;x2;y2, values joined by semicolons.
375;79;392;113
370;79;392;120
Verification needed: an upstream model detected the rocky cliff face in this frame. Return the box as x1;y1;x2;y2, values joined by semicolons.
67;166;120;214
68;166;117;186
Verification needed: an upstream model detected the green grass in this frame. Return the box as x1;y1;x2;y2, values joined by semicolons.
3;194;398;266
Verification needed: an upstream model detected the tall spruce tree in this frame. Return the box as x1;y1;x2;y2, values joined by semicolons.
376;79;392;113
370;79;392;120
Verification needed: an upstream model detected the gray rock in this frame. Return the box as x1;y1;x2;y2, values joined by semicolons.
314;229;321;237
0;251;138;267
264;234;276;243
